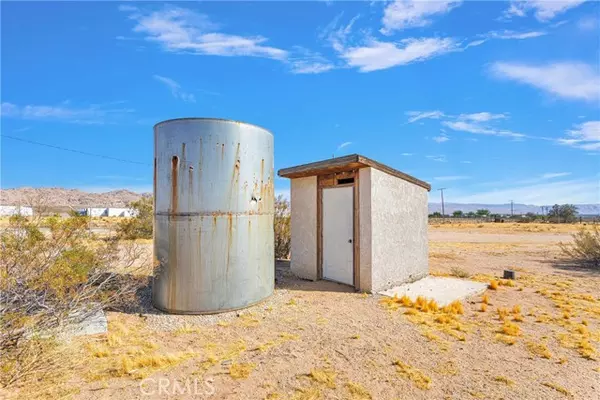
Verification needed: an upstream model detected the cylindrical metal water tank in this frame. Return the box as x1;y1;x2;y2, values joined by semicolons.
152;118;274;314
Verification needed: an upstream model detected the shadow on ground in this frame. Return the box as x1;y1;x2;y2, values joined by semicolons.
117;260;355;316
537;257;600;277
275;260;355;293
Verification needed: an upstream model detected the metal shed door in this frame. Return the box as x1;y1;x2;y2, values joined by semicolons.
322;186;354;286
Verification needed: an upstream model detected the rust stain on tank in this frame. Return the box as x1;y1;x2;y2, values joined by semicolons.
168;218;178;309
171;156;179;213
225;213;233;278
228;143;241;209
188;166;194;207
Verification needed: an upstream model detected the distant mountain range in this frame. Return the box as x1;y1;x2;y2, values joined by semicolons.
428;202;600;216
0;187;151;208
1;188;598;216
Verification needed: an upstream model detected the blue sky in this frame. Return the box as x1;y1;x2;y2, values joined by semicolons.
1;1;599;205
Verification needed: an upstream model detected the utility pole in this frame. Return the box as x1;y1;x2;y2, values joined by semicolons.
438;188;447;217
510;200;514;217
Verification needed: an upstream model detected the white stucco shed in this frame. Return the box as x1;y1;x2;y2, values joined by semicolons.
278;154;431;293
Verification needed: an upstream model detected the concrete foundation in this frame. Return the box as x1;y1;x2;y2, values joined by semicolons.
379;276;488;306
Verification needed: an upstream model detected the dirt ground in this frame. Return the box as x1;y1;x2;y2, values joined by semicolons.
15;224;600;400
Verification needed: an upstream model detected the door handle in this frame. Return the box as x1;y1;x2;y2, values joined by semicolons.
348;239;352;243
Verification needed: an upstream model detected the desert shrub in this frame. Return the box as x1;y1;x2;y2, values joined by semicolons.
0;213;147;388
117;197;153;240
560;226;600;267
274;195;291;259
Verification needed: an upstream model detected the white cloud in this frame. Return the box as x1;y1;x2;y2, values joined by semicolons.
123;5;337;74
289;60;335;74
406;110;445;123
0;102;134;124
433;135;449;143
442;121;525;138
503;0;586;22
336;141;353;151
458;112;508;122
490;61;600;102
341;37;458;72
460;161;472;164
550;20;569;28
557;121;600;151
381;0;462;34
434;175;469;181
426;155;447;162
288;48;335;74
465;39;486;48
541;172;571;179
578;15;599;31
450;178;599;205
153;75;196;102
483;30;547;40
122;5;287;60
320;13;360;53
401;153;413;156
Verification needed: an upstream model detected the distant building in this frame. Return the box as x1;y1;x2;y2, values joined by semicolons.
0;205;34;217
78;207;136;217
107;207;136;217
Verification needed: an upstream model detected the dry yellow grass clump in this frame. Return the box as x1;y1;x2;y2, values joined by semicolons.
442;300;464;315
481;294;490;304
497;307;510;321
345;381;372;399
500;322;521;336
83;319;198;380
494;376;515;386
393;360;431;390
489;280;499;290
291;387;322;400
542;382;572;397
479;303;488;312
499;279;516;287
526;341;552;359
433;360;459;376
308;368;337;388
557;324;598;359
229;362;255;379
495;334;517;345
117;352;195;377
174;324;201;334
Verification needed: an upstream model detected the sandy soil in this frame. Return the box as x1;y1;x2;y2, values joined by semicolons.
17;226;600;400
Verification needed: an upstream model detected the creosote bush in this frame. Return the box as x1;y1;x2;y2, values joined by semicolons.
116;197;153;240
560;226;600;268
0;213;147;388
274;195;291;259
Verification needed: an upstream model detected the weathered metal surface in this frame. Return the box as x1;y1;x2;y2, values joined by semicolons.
152;118;274;314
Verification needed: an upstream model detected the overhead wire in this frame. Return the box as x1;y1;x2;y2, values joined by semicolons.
1;134;152;166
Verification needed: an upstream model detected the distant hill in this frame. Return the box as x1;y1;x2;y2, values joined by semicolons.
0;187;150;208
1;188;598;215
428;202;600;216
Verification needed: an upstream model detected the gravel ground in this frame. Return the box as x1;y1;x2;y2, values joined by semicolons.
23;227;600;400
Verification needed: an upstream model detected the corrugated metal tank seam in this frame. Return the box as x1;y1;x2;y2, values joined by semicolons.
152;118;274;314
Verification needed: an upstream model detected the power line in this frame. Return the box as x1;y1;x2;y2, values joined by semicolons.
1;134;152;166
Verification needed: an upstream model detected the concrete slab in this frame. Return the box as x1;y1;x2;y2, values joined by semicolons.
379;276;488;306
66;309;108;337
